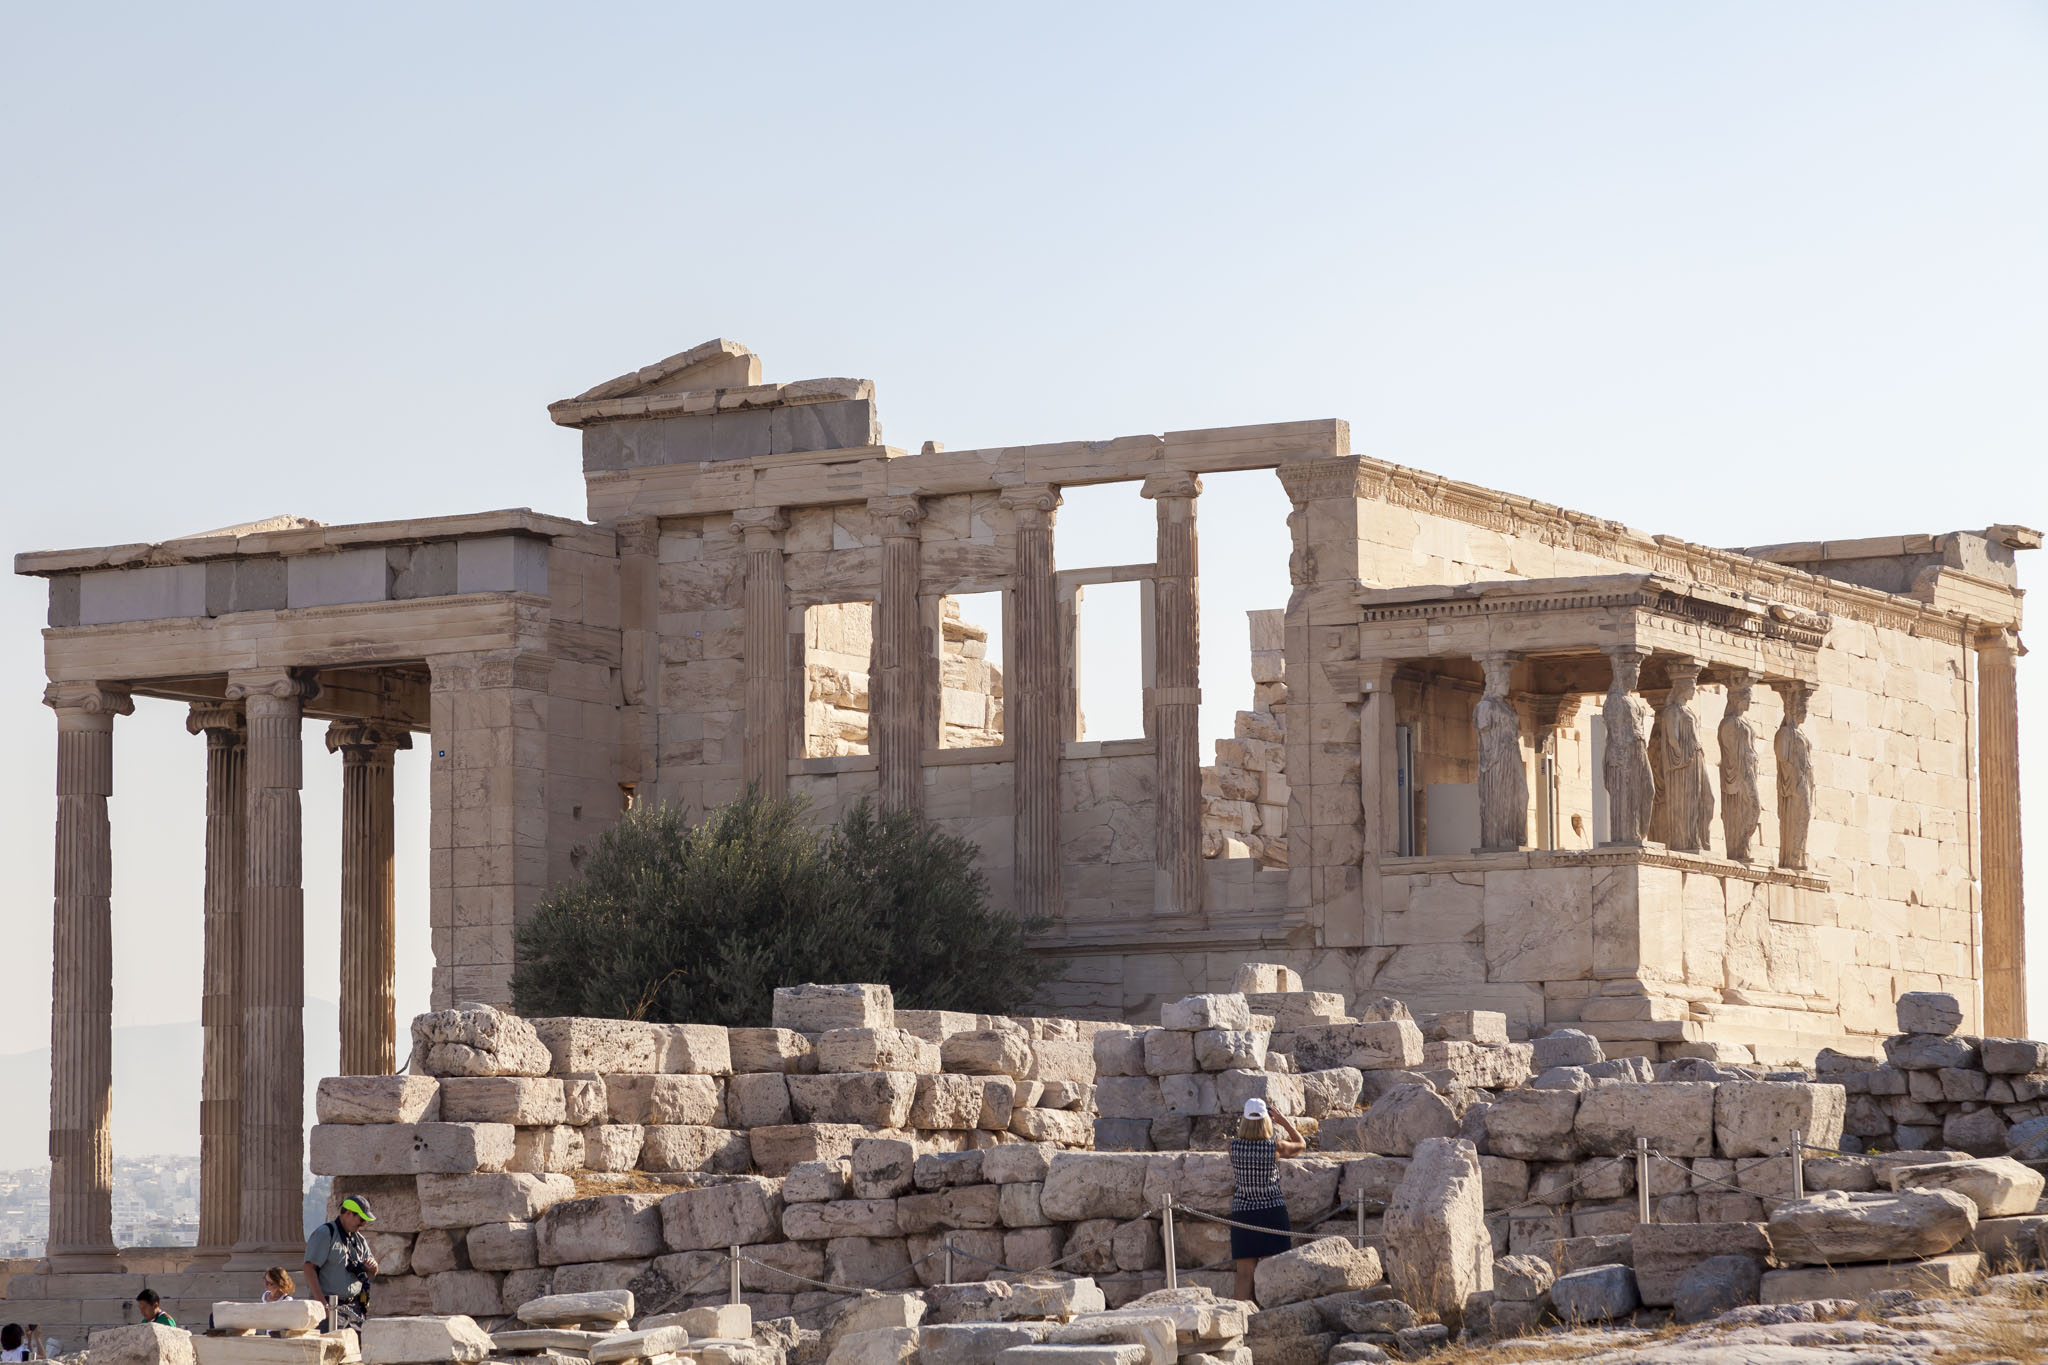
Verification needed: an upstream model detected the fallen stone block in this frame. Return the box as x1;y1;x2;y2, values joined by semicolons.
1483;1089;1581;1162
1631;1221;1770;1306
529;1017;661;1074
588;1327;689;1363
727;1026;814;1074
1672;1255;1763;1323
920;1323;1047;1365
639;1124;751;1173
418;1172;576;1228
654;1022;732;1075
940;1029;1034;1079
1384;1136;1490;1327
852;1137;919;1199
1253;1236;1383;1308
309;1121;515;1177
993;1344;1147;1364
604;1074;723;1126
1492;1252;1555;1303
1289;1021;1425;1073
316;1075;441;1125
485;1329;604;1355
210;1301;325;1332
537;1193;665;1264
661;1176;784;1251
1530;1030;1603;1070
1030;1041;1097;1084
1766;1188;1979;1264
515;1289;633;1327
1981;1038;2048;1074
908;1073;988;1129
1428;1010;1509;1045
1895;991;1964;1036
1350;1084;1457;1156
773;983;893;1034
360;1315;495;1365
1883;1034;1980;1071
1891;1156;2046;1217
191;1336;341;1365
1714;1081;1847;1158
1969;1213;2048;1269
825;1326;920;1364
90;1323;195;1365
1160;994;1253;1032
412;1004;551;1078
725;1072;793;1128
983;1143;1058;1184
1574;1082;1716;1158
466;1219;538;1271
817;1027;939;1075
1043;1315;1175;1365
1042;1153;1150;1221
1760;1251;1984;1302
580;1124;644;1171
1549;1264;1637;1322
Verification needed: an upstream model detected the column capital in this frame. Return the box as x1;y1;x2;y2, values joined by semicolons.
325;719;414;757
225;668;320;706
186;700;246;740
1601;643;1652;688
1140;471;1201;501
43;681;133;718
1976;625;2025;659
1769;677;1816;709
614;515;660;557
866;495;926;538
998;483;1061;529
730;507;789;547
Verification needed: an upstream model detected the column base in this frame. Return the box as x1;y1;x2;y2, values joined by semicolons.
45;1249;125;1273
226;1244;305;1271
185;1245;233;1267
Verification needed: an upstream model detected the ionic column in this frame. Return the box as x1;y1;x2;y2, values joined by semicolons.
1001;484;1062;919
226;667;317;1263
733;509;791;798
44;681;131;1271
869;496;926;813
1977;629;2026;1036
1143;472;1203;915
1600;645;1656;846
1771;679;1815;872
1475;653;1529;852
327;720;411;1076
187;701;245;1264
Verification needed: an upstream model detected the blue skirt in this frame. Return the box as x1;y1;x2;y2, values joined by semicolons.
1229;1202;1293;1260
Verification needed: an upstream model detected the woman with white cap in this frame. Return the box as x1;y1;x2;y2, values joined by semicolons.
1228;1096;1306;1301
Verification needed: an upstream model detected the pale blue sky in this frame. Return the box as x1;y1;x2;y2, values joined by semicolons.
0;3;2044;1147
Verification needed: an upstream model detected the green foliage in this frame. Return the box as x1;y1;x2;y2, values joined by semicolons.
511;789;1065;1026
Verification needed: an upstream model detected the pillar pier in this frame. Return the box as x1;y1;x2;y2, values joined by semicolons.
869;496;926;813
44;681;131;1272
225;667;317;1265
327;720;411;1076
1142;472;1203;916
733;509;791;799
1977;628;2027;1036
187;700;245;1264
1001;484;1062;920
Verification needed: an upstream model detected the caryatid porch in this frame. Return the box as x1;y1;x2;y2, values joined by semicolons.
1326;573;1859;1057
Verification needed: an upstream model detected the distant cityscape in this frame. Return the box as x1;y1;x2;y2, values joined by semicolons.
0;1161;331;1259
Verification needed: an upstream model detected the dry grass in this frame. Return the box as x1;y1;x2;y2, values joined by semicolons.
1932;1272;2048;1365
1422;1317;1683;1365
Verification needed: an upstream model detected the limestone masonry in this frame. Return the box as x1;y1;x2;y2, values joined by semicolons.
12;338;2036;1297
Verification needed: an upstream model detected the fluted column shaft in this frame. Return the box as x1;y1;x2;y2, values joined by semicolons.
228;668;315;1263
869;497;926;813
1978;629;2027;1036
734;509;791;798
1143;473;1203;916
1002;485;1062;919
44;682;131;1270
189;702;246;1262
328;720;410;1076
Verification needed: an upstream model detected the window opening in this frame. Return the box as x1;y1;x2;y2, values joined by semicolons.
802;601;872;757
937;591;1005;749
1073;578;1146;741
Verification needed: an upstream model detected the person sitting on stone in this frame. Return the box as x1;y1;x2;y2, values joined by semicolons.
1228;1097;1306;1302
135;1291;176;1328
262;1268;295;1303
303;1194;379;1330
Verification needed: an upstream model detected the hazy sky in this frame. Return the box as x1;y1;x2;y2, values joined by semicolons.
0;3;2043;1151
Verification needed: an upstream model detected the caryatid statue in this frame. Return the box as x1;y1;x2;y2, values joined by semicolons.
1652;655;1715;852
1600;645;1656;844
1774;680;1816;870
1475;653;1528;851
1718;669;1762;862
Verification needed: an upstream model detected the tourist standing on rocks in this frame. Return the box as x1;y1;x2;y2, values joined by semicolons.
303;1194;380;1330
1229;1097;1306;1300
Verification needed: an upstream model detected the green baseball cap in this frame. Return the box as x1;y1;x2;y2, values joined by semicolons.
340;1194;377;1222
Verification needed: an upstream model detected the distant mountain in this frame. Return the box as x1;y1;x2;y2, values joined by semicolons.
0;1000;342;1170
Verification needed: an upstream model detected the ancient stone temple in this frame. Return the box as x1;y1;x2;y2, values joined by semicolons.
13;338;2035;1279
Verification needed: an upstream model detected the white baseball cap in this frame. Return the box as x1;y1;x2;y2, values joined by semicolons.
1242;1098;1270;1119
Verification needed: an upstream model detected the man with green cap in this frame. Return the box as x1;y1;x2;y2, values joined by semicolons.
303;1194;380;1330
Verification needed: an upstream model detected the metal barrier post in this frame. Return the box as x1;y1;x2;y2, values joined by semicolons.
1356;1199;1366;1250
1791;1130;1804;1201
943;1235;954;1285
1635;1137;1651;1225
729;1245;741;1305
1161;1197;1178;1291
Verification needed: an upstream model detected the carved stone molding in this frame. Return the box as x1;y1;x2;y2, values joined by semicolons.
324;719;414;755
1140;470;1202;501
866;495;926;539
186;701;245;738
999;483;1062;529
43;681;134;718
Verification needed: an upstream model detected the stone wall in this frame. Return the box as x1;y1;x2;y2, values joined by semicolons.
1201;610;1287;868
